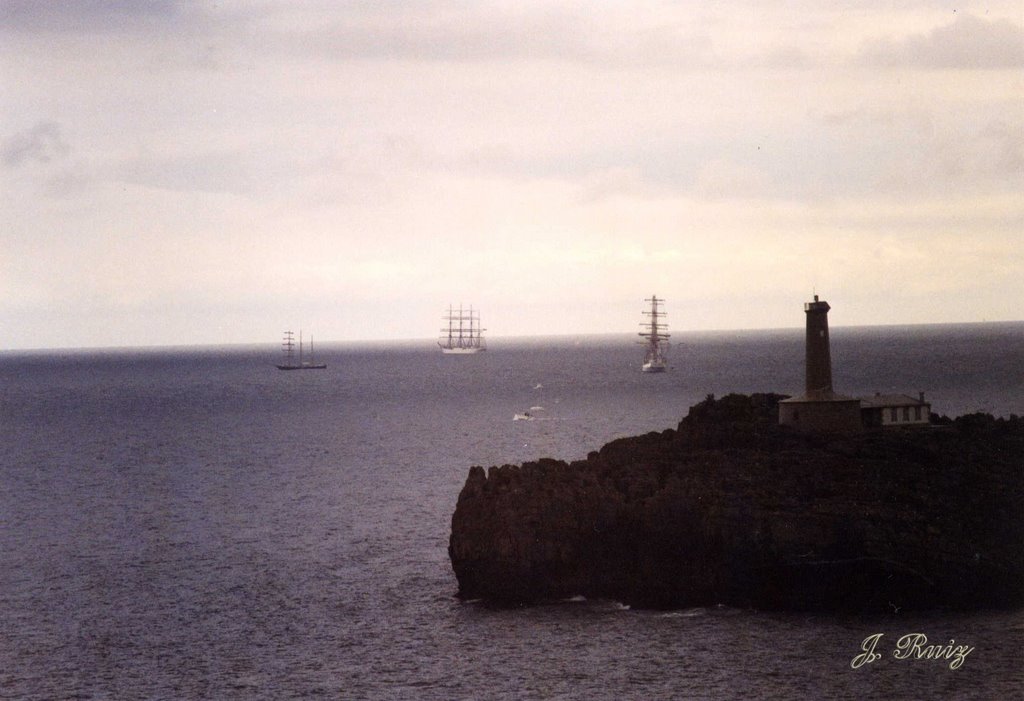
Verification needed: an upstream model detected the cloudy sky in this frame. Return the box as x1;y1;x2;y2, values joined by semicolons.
1;1;1021;349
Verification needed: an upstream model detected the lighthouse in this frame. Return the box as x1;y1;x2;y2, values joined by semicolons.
779;296;863;432
805;295;833;398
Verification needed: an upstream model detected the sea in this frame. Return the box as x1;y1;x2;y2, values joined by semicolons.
1;322;1022;700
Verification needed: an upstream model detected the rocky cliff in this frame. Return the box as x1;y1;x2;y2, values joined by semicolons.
449;394;1024;612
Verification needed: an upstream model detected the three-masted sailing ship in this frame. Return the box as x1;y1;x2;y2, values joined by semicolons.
438;304;486;354
638;295;670;372
276;330;327;370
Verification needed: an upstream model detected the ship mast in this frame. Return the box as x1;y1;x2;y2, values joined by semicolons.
639;295;670;362
439;303;486;351
282;330;295;366
276;327;326;369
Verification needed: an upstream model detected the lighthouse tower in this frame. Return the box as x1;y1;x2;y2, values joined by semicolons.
805;295;833;398
779;296;862;432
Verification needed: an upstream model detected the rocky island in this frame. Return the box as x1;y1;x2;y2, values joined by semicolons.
449;393;1024;612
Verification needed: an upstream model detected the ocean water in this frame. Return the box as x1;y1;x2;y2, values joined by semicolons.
1;323;1022;700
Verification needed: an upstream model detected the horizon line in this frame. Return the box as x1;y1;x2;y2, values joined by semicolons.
2;318;1022;355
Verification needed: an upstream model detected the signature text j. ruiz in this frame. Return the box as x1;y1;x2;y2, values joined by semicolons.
851;633;974;670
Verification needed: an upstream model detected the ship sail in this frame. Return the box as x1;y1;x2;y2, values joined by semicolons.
638;295;670;372
276;329;327;370
439;304;486;354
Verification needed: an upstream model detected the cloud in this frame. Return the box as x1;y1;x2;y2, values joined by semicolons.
292;8;583;62
975;120;1024;177
694;159;770;200
757;45;813;69
2;1;1023;348
41;168;94;199
1;121;69;167
576;167;648;202
811;105;1024;198
0;122;94;198
859;15;1024;69
259;3;720;69
0;0;185;33
113;150;257;196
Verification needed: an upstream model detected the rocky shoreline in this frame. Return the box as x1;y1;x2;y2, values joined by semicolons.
448;394;1024;612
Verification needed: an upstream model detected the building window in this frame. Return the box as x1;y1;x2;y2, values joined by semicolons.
890;408;898;423
914;406;922;421
903;407;910;421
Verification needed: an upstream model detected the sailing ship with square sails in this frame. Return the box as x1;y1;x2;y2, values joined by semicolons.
639;295;670;372
439;304;486;354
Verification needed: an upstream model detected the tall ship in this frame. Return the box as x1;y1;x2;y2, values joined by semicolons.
638;295;670;372
276;330;327;370
439;304;486;354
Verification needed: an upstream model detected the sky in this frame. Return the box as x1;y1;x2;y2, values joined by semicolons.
1;1;1022;350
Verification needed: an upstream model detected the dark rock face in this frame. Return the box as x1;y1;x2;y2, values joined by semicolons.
449;394;1024;612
